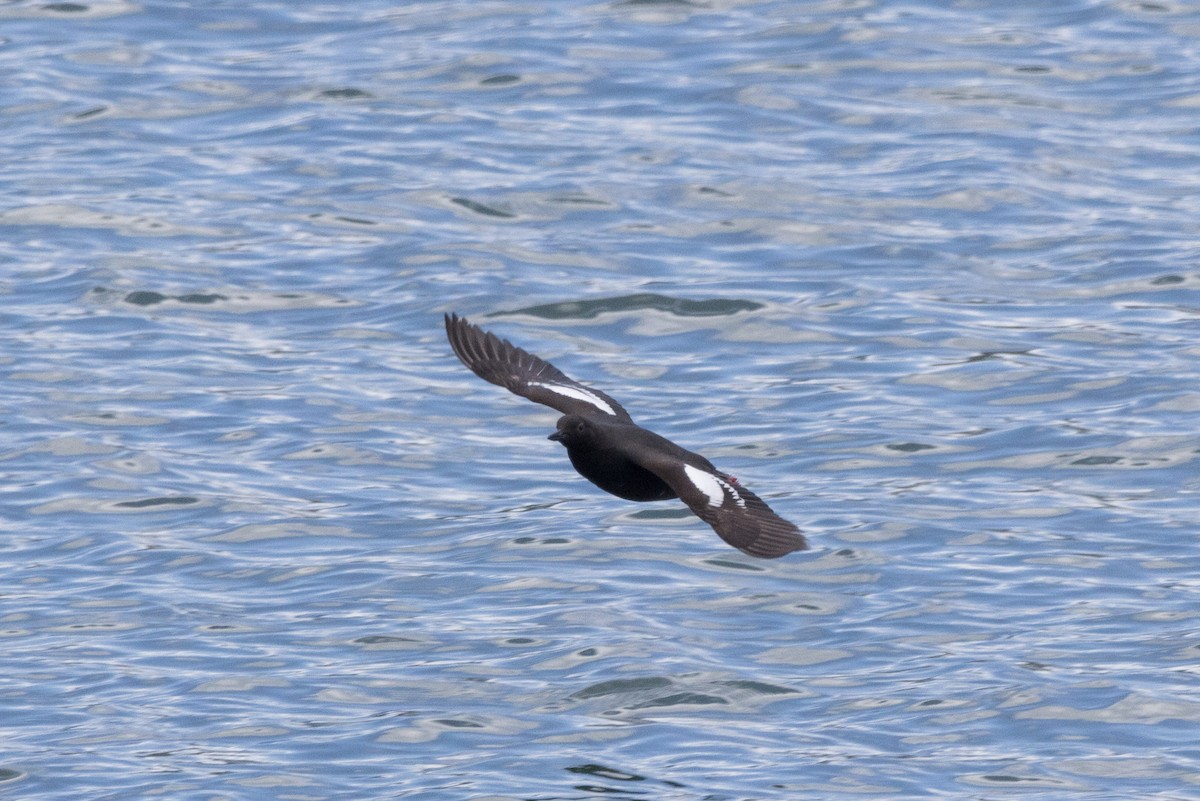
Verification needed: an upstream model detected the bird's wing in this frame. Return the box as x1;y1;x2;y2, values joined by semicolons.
644;457;807;558
445;313;634;422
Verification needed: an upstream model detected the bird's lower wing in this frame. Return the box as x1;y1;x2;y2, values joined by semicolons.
654;461;807;558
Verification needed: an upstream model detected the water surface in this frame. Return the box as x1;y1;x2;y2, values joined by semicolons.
3;0;1199;798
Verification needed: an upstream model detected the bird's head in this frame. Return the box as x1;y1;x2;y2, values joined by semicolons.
547;414;598;448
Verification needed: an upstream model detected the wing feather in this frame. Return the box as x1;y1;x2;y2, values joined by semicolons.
652;460;807;558
445;313;633;421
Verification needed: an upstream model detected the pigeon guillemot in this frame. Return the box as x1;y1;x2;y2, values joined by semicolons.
444;313;808;558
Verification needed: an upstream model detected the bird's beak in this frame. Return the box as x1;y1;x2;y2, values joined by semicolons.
547;431;563;442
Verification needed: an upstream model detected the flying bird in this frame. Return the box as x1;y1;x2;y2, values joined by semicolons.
444;313;807;558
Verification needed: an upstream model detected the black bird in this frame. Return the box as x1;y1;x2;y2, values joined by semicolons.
444;313;808;558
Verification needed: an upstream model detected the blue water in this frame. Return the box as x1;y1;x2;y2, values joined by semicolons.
3;0;1199;798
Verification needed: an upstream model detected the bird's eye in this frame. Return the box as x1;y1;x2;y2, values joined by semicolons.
576;421;586;433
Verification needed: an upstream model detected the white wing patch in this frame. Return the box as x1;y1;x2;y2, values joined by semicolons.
529;382;618;416
683;464;745;509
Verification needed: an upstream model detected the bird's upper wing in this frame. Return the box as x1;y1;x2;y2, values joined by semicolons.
445;313;633;422
640;453;807;558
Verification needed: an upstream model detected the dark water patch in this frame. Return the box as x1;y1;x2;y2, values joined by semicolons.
124;291;228;306
627;508;691;520
701;557;765;571
887;442;937;452
480;74;521;86
1070;455;1123;466
449;197;516;218
501;294;763;320
318;87;372;99
124;291;168;305
716;680;797;696
432;718;483;728
73;105;108;120
547;194;612;206
632;691;727;708
511;535;573;546
567;764;645;782
97;287;356;311
114;496;199;509
176;293;225;304
572;677;672;699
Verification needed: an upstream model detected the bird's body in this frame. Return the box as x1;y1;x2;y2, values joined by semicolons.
444;313;807;558
553;414;688;502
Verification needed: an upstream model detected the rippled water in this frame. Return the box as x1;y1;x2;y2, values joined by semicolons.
4;0;1200;798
